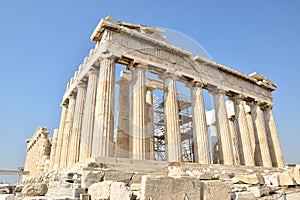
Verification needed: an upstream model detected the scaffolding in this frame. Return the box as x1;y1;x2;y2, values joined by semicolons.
153;93;194;162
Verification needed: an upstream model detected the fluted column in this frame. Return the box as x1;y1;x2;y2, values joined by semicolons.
116;76;130;158
92;57;116;158
210;89;234;165
68;82;87;167
48;129;59;171
79;69;99;161
60;93;76;169
190;82;210;164
264;106;284;168
54;104;68;170
37;131;49;174
245;111;256;156
249;101;272;167
228;117;240;165
163;75;181;162
210;124;220;164
145;88;155;160
130;64;146;160
232;95;255;166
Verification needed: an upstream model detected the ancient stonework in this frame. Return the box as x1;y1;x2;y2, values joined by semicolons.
19;16;293;200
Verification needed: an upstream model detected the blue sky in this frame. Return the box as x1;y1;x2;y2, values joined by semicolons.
0;0;299;182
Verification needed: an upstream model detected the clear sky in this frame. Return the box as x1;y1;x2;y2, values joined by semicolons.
0;0;299;182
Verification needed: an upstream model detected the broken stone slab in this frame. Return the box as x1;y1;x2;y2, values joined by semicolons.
103;170;133;184
232;184;250;192
285;191;300;200
293;164;300;185
263;174;279;187
140;176;201;200
247;185;270;198
231;191;256;200
0;194;15;200
200;180;231;200
21;183;48;197
109;182;132;200
81;170;104;188
278;172;295;186
167;166;186;178
232;174;264;185
88;181;112;200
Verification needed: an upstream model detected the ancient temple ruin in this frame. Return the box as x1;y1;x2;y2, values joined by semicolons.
23;16;284;181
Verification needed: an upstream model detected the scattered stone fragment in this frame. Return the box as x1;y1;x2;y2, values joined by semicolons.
278;172;295;186
232;184;250;192
264;174;279;187
103;170;133;184
109;182;131;200
247;185;270;198
293;164;300;185
81;170;104;188
201;180;231;200
88;181;112;200
0;194;14;200
21;183;48;197
232;191;256;200
232;174;264;185
140;176;201;200
167;166;185;178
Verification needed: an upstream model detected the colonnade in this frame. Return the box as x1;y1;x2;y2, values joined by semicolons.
23;127;50;180
48;55;284;171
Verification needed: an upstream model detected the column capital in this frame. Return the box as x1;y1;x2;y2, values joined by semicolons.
207;86;226;95
159;72;180;81
87;68;99;76
246;100;268;108
100;54;119;61
116;77;130;85
127;62;148;71
69;92;76;100
229;94;246;104
261;103;274;110
186;80;206;88
77;81;87;89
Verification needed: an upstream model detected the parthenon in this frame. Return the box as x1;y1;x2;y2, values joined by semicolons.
23;16;285;180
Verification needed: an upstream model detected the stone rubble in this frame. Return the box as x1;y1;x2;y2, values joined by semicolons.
2;164;298;199
21;183;48;197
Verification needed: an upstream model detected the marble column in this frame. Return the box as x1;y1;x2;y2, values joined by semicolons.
263;106;285;168
68;82;87;167
232;96;255;166
163;75;181;162
79;69;99;161
116;77;130;158
130;64;146;160
245;111;256;156
92;57;116;158
228;117;240;165
210;89;234;165
60;93;76;169
145;88;155;160
54;104;68;170
37;131;49;174
190;82;210;164
48;129;59;171
249;101;272;167
210;124;220;164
